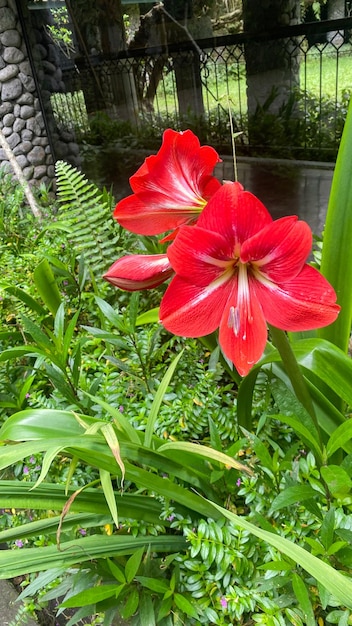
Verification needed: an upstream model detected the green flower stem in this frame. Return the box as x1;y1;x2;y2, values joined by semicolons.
268;325;322;446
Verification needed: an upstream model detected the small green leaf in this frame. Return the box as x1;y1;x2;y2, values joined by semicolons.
292;573;316;626
320;466;352;498
157;596;173;621
139;592;155;626
270;485;320;512
327;541;348;556
125;547;144;584
101;423;125;484
31;446;63;489
33;258;62;316
54;302;65;344
20;314;53;353
135;576;169;593
107;559;126;584
144;350;184;448
327;420;352;458
94;296;126;332
158;440;252;475
121;587;139;620
3;285;46;316
99;468;118;528
174;593;199;619
320;507;335;551
258;560;293;571
129;292;139;332
135;307;159;325
61;584;118;608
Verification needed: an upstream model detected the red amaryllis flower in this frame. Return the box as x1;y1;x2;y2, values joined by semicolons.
113;129;222;236
104;254;173;291
159;182;340;377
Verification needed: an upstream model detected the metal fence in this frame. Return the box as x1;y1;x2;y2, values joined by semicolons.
51;17;352;161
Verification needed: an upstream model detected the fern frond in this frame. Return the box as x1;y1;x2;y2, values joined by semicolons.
54;161;119;276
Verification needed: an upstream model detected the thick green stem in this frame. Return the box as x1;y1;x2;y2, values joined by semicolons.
268;325;322;444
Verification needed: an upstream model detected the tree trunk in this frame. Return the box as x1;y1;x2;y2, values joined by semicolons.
327;0;345;44
243;0;301;118
67;0;138;122
163;0;205;121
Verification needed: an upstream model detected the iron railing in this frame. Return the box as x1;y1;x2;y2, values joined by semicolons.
51;17;352;160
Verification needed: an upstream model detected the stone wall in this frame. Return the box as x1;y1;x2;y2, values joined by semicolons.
0;0;80;185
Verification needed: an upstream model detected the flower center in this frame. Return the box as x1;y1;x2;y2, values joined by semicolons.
227;261;253;339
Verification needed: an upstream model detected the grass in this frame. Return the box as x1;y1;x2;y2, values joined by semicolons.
302;46;352;99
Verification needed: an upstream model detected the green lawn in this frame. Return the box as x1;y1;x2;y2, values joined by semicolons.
301;46;352;98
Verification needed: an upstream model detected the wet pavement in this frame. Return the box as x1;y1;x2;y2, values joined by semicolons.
83;150;335;237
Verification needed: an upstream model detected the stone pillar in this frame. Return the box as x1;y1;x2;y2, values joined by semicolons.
0;0;80;185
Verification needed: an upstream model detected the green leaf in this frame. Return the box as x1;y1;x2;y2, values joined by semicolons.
31;446;63;488
129;292;139;332
135;576;170;593
54;302;65;344
0;481;163;525
43;363;78;404
158;440;252;475
100;423;125;483
291;573;316;626
33;258;62;316
0;346;44;363
327;420;352;458
107;559;126;584
144;350;184;448
258;561;293;571
82;392;140;444
3;285;46;316
20;314;54;354
320;466;352;498
61;584;118;608
0;408;93;441
174;593;199;619
320;507;335;551
99;468;119;528
125;547;144;584
0;535;186;578
94;297;126;332
157;596;173;621
319;98;352;353
62;310;80;361
121;587;139;620
139;592;155;626
0;512;110;543
270;485;320;513
238;339;352;438
136;307;159;325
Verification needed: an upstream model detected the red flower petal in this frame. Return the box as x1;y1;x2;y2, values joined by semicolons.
113;194;196;235
103;254;173;291
167;225;233;286
219;282;268;377
197;182;273;245
130;129;221;202
253;264;340;330
113;129;221;235
160;274;234;337
241;216;312;282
